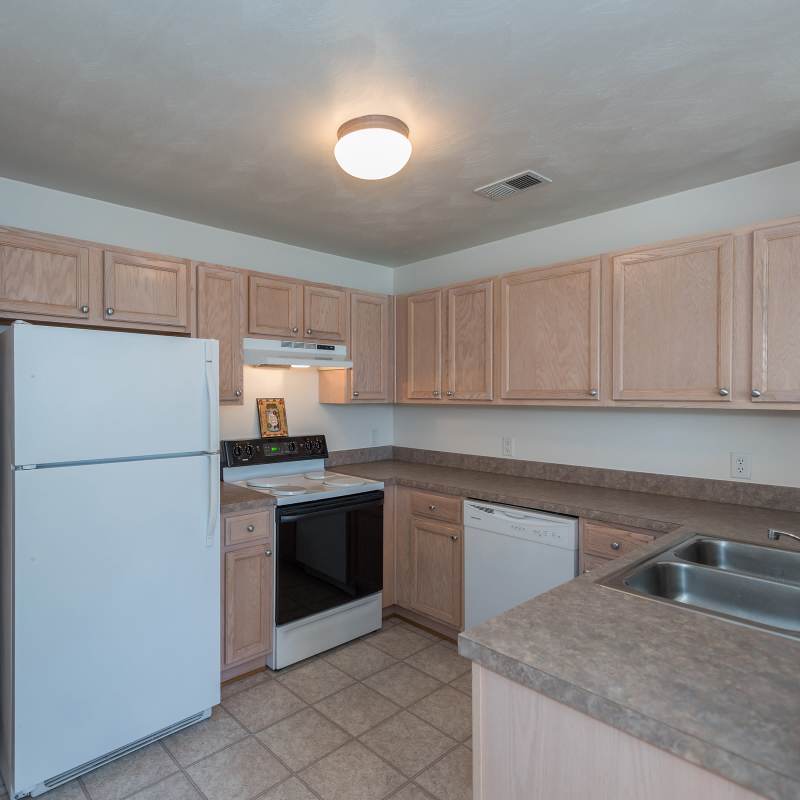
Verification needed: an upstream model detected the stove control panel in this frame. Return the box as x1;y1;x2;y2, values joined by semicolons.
221;435;328;467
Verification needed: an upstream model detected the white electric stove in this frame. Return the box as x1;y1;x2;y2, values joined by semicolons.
220;435;385;669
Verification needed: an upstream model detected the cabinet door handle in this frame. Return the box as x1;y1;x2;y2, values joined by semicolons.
446;390;454;397
246;524;255;532
432;390;440;397
234;389;242;397
610;541;621;551
80;305;89;314
264;548;272;557
718;387;729;397
352;391;360;398
291;326;299;334
306;328;313;335
751;389;762;398
450;535;459;542
589;389;598;397
105;307;115;316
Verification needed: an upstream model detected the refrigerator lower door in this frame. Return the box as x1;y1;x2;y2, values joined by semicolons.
12;455;220;796
10;323;218;465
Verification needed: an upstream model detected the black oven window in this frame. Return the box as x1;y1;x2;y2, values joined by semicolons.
276;492;383;626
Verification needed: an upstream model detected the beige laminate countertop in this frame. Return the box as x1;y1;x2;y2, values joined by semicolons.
330;459;800;800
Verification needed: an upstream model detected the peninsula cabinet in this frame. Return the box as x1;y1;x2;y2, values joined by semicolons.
611;235;734;402
196;263;244;403
446;280;494;400
318;291;393;403
499;259;601;400
404;289;444;400
751;221;800;404
0;230;90;321
221;507;274;680
102;249;191;330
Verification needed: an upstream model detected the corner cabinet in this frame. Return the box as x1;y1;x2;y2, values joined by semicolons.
221;507;274;680
499;260;600;400
196;263;244;403
612;236;734;402
404;290;444;400
319;291;393;404
751;221;800;404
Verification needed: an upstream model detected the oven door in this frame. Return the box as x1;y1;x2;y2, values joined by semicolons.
275;490;383;626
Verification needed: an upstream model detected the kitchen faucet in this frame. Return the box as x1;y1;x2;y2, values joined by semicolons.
767;528;800;544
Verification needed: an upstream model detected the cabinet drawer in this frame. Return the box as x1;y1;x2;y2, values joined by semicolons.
225;510;272;546
582;521;654;559
410;490;462;524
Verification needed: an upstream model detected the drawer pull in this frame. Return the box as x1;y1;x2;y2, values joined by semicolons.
610;541;621;551
246;524;255;532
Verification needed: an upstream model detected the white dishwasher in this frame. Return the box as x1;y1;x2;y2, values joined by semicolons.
464;500;579;629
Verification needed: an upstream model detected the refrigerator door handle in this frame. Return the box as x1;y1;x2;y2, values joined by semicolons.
204;341;219;451
207;454;219;548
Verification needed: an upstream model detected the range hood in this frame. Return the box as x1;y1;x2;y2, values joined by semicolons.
243;338;352;368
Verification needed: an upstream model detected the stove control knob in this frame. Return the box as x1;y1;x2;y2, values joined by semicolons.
243;444;254;460
232;444;243;459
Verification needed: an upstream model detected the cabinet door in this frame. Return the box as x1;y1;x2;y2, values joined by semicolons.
446;280;493;400
406;290;443;400
224;544;272;667
103;250;190;329
751;222;800;403
197;264;243;403
249;275;301;337
303;284;347;341
612;236;733;401
350;292;391;400
0;231;90;320
499;260;600;400
409;517;462;628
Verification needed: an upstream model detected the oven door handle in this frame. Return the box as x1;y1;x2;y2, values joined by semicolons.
278;499;383;524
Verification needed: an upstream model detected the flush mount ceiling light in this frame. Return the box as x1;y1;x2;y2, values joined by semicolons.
334;115;412;180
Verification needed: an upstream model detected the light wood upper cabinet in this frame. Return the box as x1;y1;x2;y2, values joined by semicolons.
446;280;493;400
408;516;463;628
499;260;601;400
248;274;302;337
196;264;243;404
0;231;90;320
751;222;800;403
304;284;347;342
406;289;443;399
612;236;733;402
350;291;392;400
223;543;272;667
103;250;190;330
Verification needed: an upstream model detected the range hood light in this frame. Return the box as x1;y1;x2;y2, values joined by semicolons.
290;364;311;369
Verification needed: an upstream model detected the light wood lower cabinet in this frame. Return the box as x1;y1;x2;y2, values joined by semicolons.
196;263;243;403
473;664;763;800
612;235;734;402
499;259;601;400
580;520;656;574
751;221;800;404
0;230;90;321
221;508;273;679
396;488;464;630
103;249;191;330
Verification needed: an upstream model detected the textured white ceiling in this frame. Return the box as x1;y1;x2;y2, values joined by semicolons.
1;1;799;266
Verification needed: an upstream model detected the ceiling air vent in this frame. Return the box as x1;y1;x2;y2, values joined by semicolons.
474;169;552;200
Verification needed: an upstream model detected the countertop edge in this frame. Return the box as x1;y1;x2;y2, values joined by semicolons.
458;635;794;800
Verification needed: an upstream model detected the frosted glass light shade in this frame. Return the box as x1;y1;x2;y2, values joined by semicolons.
334;115;412;180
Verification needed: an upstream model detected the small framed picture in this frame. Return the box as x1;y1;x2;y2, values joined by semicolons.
257;398;289;438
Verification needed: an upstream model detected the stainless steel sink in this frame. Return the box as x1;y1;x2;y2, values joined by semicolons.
602;535;800;640
674;537;800;586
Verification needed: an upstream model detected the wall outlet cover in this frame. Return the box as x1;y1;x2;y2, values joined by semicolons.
730;452;752;480
502;436;514;457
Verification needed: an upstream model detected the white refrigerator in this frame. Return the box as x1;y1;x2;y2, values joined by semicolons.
0;322;221;798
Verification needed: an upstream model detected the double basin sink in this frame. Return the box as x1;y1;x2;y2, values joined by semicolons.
602;535;800;639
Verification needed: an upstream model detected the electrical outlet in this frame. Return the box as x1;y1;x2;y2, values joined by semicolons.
502;436;514;457
730;452;752;480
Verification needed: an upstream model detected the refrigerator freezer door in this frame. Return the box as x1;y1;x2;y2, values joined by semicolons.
10;323;218;466
12;455;220;794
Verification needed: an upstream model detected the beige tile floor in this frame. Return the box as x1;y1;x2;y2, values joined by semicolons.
1;618;472;800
